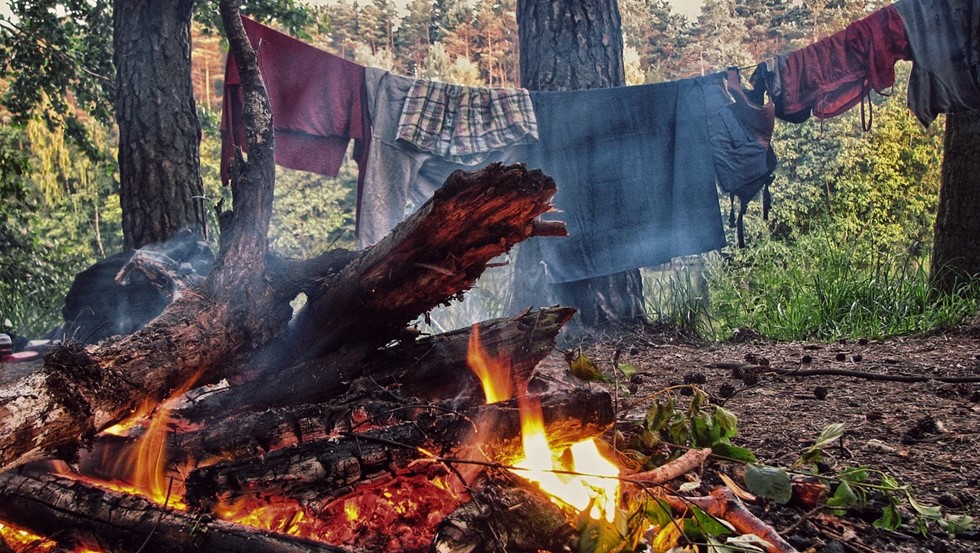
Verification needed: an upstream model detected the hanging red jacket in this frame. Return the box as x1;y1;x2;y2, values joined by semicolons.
220;16;369;184
781;5;912;119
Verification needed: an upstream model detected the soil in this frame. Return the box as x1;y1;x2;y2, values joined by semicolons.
542;321;980;553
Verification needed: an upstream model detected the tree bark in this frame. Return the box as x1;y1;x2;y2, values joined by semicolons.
930;110;980;295
0;471;349;553
114;0;206;250
511;0;646;328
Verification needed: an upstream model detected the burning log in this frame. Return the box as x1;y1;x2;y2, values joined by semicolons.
432;473;579;553
0;471;350;553
178;307;575;422
185;388;615;510
168;307;575;464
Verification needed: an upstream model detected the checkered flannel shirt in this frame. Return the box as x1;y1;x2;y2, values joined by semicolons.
396;79;538;162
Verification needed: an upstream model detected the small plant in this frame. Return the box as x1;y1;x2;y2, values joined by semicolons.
740;423;975;537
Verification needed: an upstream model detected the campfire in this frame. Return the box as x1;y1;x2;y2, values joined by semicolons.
0;313;620;553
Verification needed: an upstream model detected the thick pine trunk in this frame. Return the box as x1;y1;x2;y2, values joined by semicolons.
0;472;348;553
114;0;206;250
930;110;980;294
511;0;646;327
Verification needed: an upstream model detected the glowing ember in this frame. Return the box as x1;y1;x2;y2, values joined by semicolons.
467;324;511;403
0;521;56;552
215;496;312;536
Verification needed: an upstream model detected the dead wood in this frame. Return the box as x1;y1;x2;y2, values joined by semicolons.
0;108;558;476
289;162;560;361
432;473;578;553
0;3;281;473
666;487;800;553
0;471;348;553
185;388;614;510
629;447;712;485
178;306;574;422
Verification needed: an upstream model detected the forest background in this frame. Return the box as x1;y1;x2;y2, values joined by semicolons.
1;0;972;342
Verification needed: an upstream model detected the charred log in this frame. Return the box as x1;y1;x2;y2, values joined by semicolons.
185;388;614;510
0;471;348;553
179;307;574;421
167;308;574;466
290;162;561;361
432;473;578;553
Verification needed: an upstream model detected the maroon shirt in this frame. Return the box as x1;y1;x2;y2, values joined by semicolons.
220;16;369;183
782;5;911;119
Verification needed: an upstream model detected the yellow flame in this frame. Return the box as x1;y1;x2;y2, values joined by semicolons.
467;324;512;403
101;369;205;508
344;500;360;522
511;394;620;523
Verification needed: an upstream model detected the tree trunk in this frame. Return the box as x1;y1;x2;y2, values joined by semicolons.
511;0;646;329
930;110;980;295
114;0;206;250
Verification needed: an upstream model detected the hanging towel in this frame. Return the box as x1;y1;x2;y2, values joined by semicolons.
525;75;727;284
220;16;370;183
895;0;980;126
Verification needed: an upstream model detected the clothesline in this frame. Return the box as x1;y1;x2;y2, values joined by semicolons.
220;0;979;283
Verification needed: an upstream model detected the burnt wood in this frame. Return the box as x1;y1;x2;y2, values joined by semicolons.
0;471;349;553
185;388;614;510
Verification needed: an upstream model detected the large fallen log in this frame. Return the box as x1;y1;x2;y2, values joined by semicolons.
185;388;615;510
0;163;558;474
177;306;574;422
0;471;349;553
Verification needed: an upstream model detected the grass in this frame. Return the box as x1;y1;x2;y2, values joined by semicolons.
417;233;980;343
705;233;980;341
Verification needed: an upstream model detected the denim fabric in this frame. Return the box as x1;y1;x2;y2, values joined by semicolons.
525;75;727;284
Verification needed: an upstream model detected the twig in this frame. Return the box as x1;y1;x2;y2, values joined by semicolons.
629;448;712;484
134;476;174;553
665;487;800;553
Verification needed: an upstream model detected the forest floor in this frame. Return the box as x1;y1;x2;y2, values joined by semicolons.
545;320;980;553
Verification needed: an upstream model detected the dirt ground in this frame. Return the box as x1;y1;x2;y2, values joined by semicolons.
545;321;980;553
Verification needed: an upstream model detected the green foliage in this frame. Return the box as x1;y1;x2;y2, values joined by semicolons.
707;230;980;340
642;261;718;338
743;464;793;504
0;0;115;157
632;389;755;468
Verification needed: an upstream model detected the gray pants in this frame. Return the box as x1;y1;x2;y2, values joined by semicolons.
359;68;528;248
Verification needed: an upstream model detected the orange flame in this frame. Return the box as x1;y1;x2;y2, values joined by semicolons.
0;521;57;552
511;392;620;522
467;324;512;403
468;326;621;522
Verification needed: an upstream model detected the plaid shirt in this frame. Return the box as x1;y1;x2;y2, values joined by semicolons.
396;79;538;162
